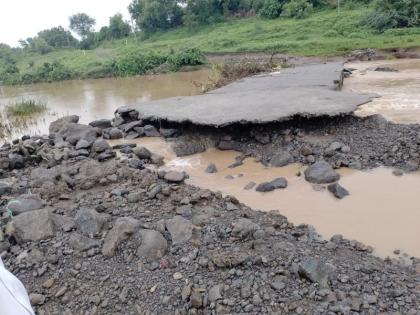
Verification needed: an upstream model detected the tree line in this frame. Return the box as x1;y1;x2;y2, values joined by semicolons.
3;0;418;55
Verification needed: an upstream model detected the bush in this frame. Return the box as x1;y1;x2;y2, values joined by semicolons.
282;0;313;19
363;0;420;32
260;0;282;18
363;10;399;32
113;52;168;76
168;48;205;69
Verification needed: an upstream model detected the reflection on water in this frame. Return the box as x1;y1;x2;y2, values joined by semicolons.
116;137;420;259
0;69;210;141
344;59;420;124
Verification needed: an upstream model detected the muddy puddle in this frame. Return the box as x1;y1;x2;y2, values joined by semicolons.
344;59;420;124
111;137;420;259
0;69;210;141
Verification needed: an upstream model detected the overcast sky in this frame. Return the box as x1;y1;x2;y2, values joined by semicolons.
0;0;133;47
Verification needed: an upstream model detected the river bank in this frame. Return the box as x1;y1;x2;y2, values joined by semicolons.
1;114;420;315
1;59;420;314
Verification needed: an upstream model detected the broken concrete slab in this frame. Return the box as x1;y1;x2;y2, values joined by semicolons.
125;62;371;127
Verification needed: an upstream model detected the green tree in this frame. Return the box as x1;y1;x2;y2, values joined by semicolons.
260;0;282;18
183;0;223;28
30;37;53;54
108;14;131;39
282;0;313;19
128;0;183;33
69;13;96;38
38;26;77;48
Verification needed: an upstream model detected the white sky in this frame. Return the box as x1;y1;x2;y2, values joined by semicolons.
0;0;133;47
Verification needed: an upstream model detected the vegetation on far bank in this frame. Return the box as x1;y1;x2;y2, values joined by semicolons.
1;0;420;86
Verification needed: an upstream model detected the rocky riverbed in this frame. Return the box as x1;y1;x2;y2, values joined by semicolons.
1;111;420;315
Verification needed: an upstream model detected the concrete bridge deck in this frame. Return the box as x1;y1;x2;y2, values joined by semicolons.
124;62;371;127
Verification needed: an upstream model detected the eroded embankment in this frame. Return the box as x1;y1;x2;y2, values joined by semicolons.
0;112;420;314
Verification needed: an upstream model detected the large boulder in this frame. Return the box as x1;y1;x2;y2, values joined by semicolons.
102;217;140;257
8;209;54;242
49;115;79;134
137;229;168;262
7;194;46;215
304;161;340;184
166;216;193;245
60;123;98;145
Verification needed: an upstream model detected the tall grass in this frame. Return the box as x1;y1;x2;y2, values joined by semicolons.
5;99;47;117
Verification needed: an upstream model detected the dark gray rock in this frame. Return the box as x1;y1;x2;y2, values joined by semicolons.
10;209;54;242
121;120;143;133
60;123;98;145
133;146;152;159
164;171;185;183
8;194;46;215
91;139;112;153
125;131;139;140
49;115;79;134
256;177;287;192
166;216;193;245
75;139;91;150
304;161;340;184
102;217;140;257
89;119;112;129
231;218;260;239
8;154;25;169
144;125;160;137
298;258;332;288
74;208;108;237
205;163;218;173
327;183;349;199
69;233;102;251
160;128;178;138
109;128;124;139
270;151;293;167
137;229;168;262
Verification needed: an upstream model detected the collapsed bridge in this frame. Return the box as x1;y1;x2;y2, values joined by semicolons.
120;62;372;127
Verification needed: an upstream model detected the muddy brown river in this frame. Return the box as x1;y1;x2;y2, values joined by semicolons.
344;59;420;123
2;60;420;259
0;69;210;140
110;137;420;259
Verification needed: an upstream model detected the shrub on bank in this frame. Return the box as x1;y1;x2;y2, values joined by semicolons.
0;48;206;85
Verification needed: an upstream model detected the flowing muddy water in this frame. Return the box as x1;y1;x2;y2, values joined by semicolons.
344;58;420;124
0;69;210;141
111;137;420;259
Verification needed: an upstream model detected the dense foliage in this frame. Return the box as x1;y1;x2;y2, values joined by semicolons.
364;0;420;32
0;48;205;85
128;0;184;33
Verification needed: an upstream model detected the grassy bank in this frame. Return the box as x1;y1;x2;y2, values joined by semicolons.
2;8;420;85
